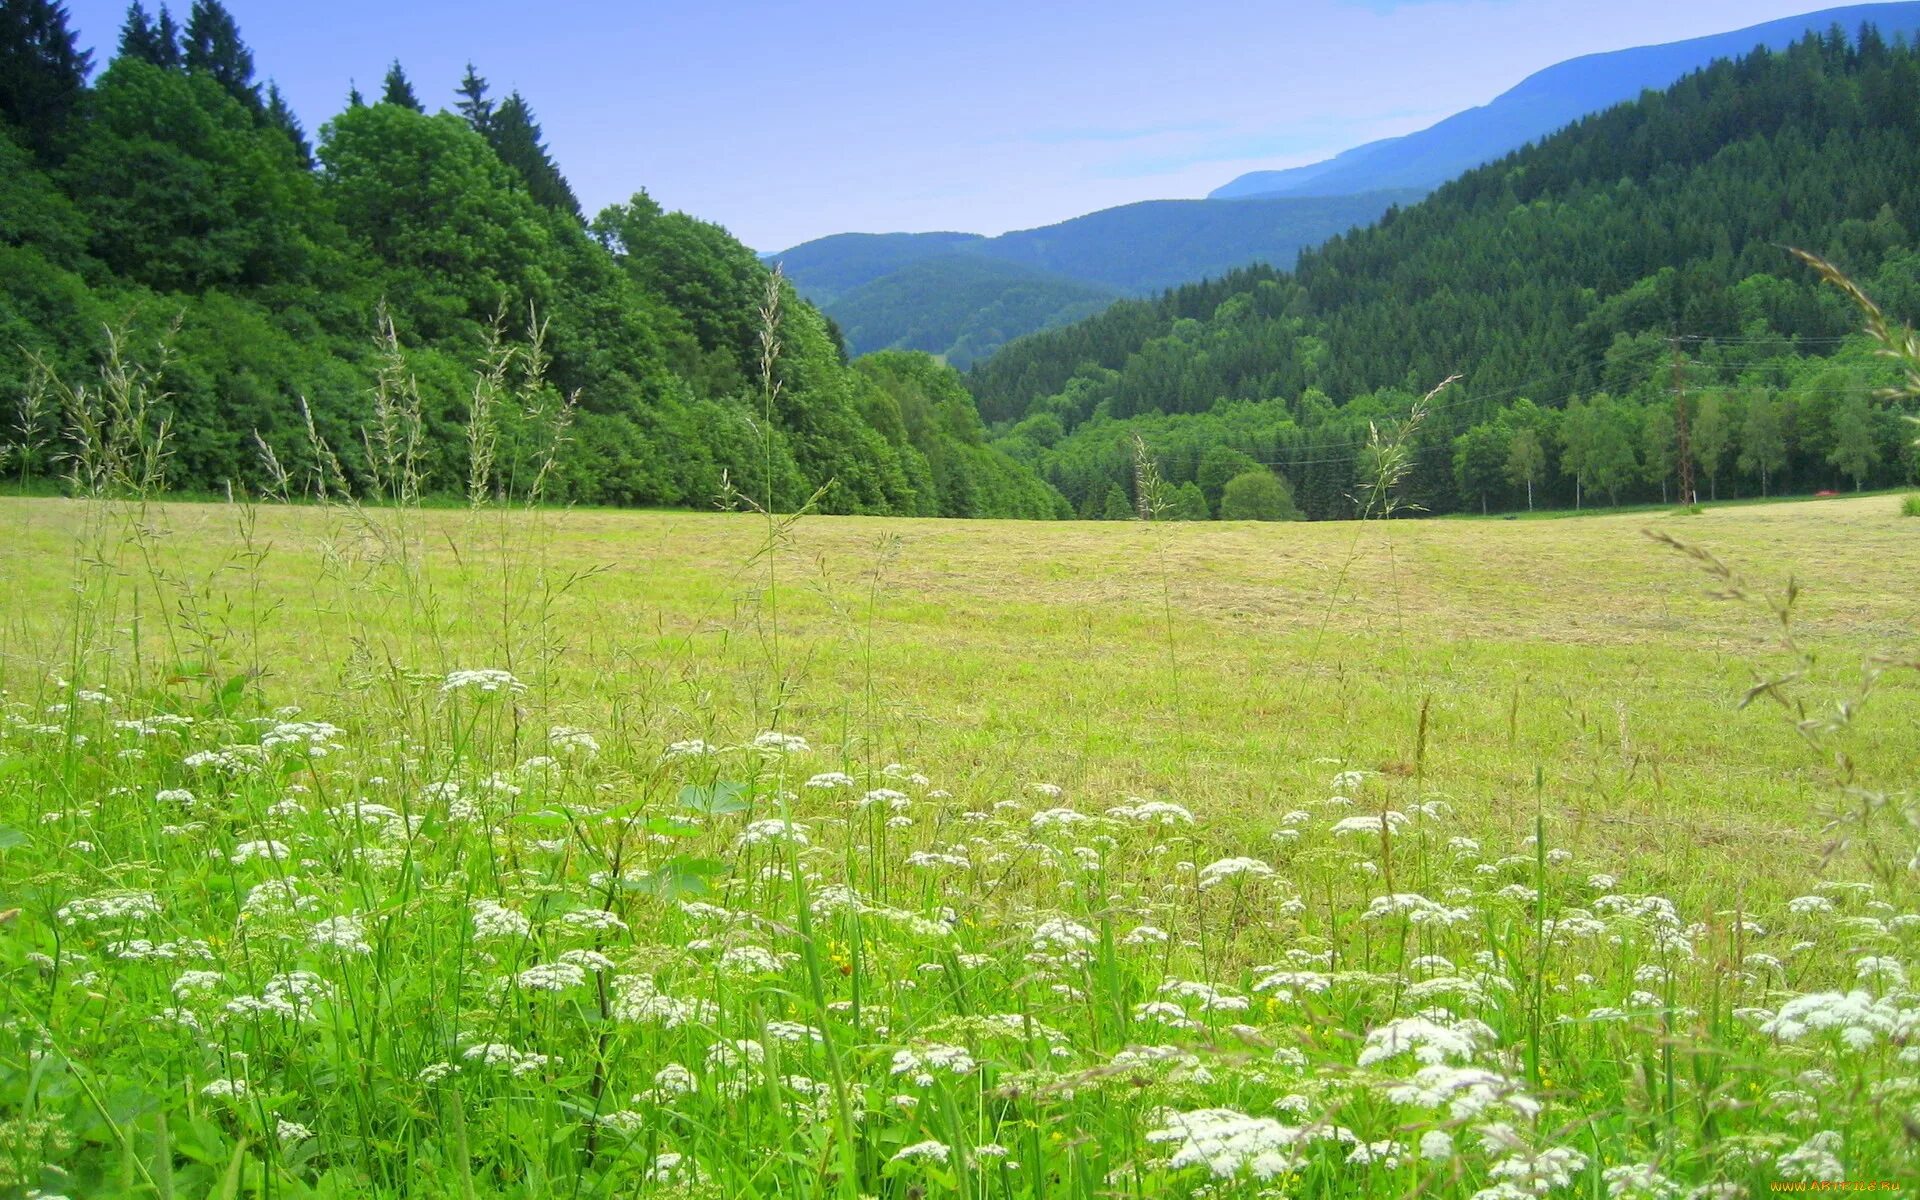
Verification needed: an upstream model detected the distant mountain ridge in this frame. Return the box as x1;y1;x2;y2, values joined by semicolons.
1211;2;1920;199
771;190;1416;365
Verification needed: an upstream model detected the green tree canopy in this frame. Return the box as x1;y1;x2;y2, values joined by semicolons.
1219;469;1299;521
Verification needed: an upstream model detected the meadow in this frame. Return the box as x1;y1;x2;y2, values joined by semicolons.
0;490;1915;1198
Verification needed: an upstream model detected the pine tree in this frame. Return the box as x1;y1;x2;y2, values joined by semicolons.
183;0;257;109
0;0;92;160
1100;485;1133;521
454;62;492;132
381;60;422;112
265;81;312;167
486;91;581;217
345;81;364;108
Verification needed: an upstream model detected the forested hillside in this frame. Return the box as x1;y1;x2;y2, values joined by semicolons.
1208;1;1920;200
977;28;1920;520
0;1;1065;518
771;192;1416;364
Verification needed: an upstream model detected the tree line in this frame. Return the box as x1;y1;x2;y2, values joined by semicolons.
0;1;1066;518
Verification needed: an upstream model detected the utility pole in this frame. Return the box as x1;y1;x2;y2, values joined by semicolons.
1671;338;1695;506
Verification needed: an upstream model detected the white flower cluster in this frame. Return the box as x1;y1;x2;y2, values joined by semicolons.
1144;1107;1305;1180
441;669;526;695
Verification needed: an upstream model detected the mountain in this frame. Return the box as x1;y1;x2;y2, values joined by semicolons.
1211;1;1920;200
976;27;1920;519
824;255;1120;370
772;190;1418;363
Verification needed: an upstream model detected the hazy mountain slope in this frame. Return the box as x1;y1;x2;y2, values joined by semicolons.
1211;1;1920;199
774;190;1416;364
760;230;984;304
825;255;1119;368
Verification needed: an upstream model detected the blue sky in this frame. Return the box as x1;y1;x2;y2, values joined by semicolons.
60;0;1851;250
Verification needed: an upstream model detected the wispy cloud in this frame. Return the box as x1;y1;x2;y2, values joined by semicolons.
1080;109;1449;180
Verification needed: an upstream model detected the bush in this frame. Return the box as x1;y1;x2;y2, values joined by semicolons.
1218;469;1299;521
1901;493;1920;517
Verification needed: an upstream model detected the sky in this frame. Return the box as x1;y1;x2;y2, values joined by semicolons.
59;0;1859;251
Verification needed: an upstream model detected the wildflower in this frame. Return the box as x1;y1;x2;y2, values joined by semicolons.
750;731;810;754
1144;1107;1304;1180
805;772;856;789
1330;812;1409;836
1196;857;1275;889
649;1063;697;1097
275;1120;314;1144
1362;893;1472;925
243;878;316;917
547;726;599;755
171;970;224;999
441;669;526;695
1856;956;1906;987
260;721;345;756
1029;807;1089;831
716;945;785;975
558;908;628;934
56;891;161;927
891;1043;977;1086
1760;991;1913;1050
1357;1014;1493;1067
1384;1064;1539;1119
1483;1137;1589;1196
890;1140;951;1165
517;961;589;992
733;819;809;850
200;1078;249;1100
663;739;718;760
610;976;712;1027
1029;917;1099;967
308;915;372;955
1774;1131;1845;1183
705;1039;766;1071
1788;894;1836;915
471;899;532;941
1418;1129;1454;1161
1106;799;1194;826
226;839;292;864
557;948;616;973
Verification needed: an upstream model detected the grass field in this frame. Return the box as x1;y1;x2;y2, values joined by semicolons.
0;493;1915;1197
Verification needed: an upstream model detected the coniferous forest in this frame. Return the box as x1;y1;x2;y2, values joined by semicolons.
970;27;1920;519
0;1;1067;518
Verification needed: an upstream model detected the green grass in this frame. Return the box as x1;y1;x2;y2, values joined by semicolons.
0;493;1914;1198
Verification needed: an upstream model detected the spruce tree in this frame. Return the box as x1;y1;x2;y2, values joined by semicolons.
0;0;92;160
153;5;182;68
345;81;364;108
184;0;257;109
381;60;422;111
454;62;492;132
486;91;581;217
117;2;161;65
265;81;312;167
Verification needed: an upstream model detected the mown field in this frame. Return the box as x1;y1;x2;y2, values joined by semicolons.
0;493;1915;1198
